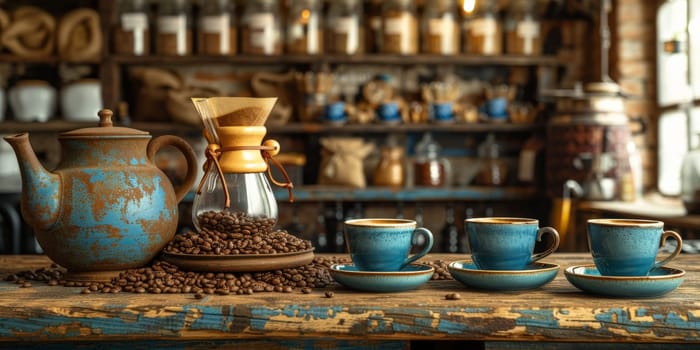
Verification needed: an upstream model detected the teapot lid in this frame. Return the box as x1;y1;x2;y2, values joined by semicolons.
60;109;149;137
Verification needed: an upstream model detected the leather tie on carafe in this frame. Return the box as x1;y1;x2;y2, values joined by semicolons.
196;144;295;209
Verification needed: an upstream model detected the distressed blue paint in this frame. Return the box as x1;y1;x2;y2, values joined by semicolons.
462;307;493;313
185;305;235;332
248;305;344;330
21;160;60;229
596;308;653;334
653;311;700;330
435;318;471;334
514;309;559;329
0;309;190;338
62;172;174;265
0;339;409;350
367;312;392;333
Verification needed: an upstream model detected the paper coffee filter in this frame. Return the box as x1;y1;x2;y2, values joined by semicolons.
208;97;278;127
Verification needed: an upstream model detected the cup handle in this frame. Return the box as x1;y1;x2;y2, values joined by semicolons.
531;226;560;263
653;230;683;269
402;227;434;269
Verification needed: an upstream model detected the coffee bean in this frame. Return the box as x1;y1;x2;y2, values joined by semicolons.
445;293;461;300
195;292;205;299
301;287;312;294
324;291;334;298
20;282;31;288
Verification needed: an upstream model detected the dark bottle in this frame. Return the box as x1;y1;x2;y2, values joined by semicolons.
441;205;460;253
315;211;328;252
332;202;345;253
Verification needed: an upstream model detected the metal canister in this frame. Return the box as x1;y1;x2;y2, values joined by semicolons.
545;81;632;200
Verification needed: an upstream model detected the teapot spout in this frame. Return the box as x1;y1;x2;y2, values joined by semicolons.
3;133;61;232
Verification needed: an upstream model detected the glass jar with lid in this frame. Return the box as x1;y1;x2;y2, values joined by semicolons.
286;0;323;54
463;0;502;55
421;0;459;55
113;0;150;55
505;0;542;56
197;0;236;56
326;0;364;55
241;0;282;55
476;133;508;186
413;133;451;187
381;0;418;55
155;0;192;56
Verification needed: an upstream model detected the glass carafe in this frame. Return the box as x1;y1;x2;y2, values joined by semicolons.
413;133;451;187
191;97;293;233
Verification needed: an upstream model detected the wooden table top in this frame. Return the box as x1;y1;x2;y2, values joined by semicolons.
0;253;698;346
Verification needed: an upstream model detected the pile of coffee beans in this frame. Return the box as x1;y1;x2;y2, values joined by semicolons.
164;227;313;255
164;210;313;256
4;257;454;296
197;210;276;235
429;260;452;280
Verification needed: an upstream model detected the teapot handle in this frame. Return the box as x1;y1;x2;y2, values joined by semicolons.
147;135;198;203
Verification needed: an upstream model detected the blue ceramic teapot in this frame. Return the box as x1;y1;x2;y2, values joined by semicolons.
3;109;198;281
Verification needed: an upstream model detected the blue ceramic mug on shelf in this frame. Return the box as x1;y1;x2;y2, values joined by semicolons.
377;102;401;123
431;102;454;123
466;217;560;270
324;101;347;124
344;218;434;271
587;219;683;276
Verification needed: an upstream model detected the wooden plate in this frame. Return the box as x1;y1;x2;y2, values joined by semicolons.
160;249;315;272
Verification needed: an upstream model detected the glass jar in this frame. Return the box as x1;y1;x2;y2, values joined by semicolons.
155;0;192;56
241;0;282;55
681;137;700;214
463;0;502;55
421;0;459;55
286;0;323;54
197;0;236;56
326;0;364;55
476;133;508;186
413;133;451;187
381;0;418;55
505;0;542;56
113;0;150;55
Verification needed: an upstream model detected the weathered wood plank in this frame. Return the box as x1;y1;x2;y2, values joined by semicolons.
0;254;697;345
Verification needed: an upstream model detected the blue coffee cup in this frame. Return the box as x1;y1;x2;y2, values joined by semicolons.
587;219;683;276
377;102;401;123
431;102;454;122
324;101;347;123
344;218;434;271
466;217;560;270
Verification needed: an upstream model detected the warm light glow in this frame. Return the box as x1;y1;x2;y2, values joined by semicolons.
301;9;311;24
462;0;476;14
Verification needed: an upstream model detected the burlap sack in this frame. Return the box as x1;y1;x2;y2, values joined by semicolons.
318;137;374;188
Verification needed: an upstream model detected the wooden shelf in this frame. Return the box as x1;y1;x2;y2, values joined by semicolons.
0;121;542;135
0;54;100;65
109;54;563;67
271;185;540;202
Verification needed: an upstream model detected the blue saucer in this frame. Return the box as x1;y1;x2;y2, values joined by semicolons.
564;264;685;298
329;263;434;293
448;260;560;291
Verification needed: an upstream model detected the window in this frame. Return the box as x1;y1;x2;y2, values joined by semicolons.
657;0;700;195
